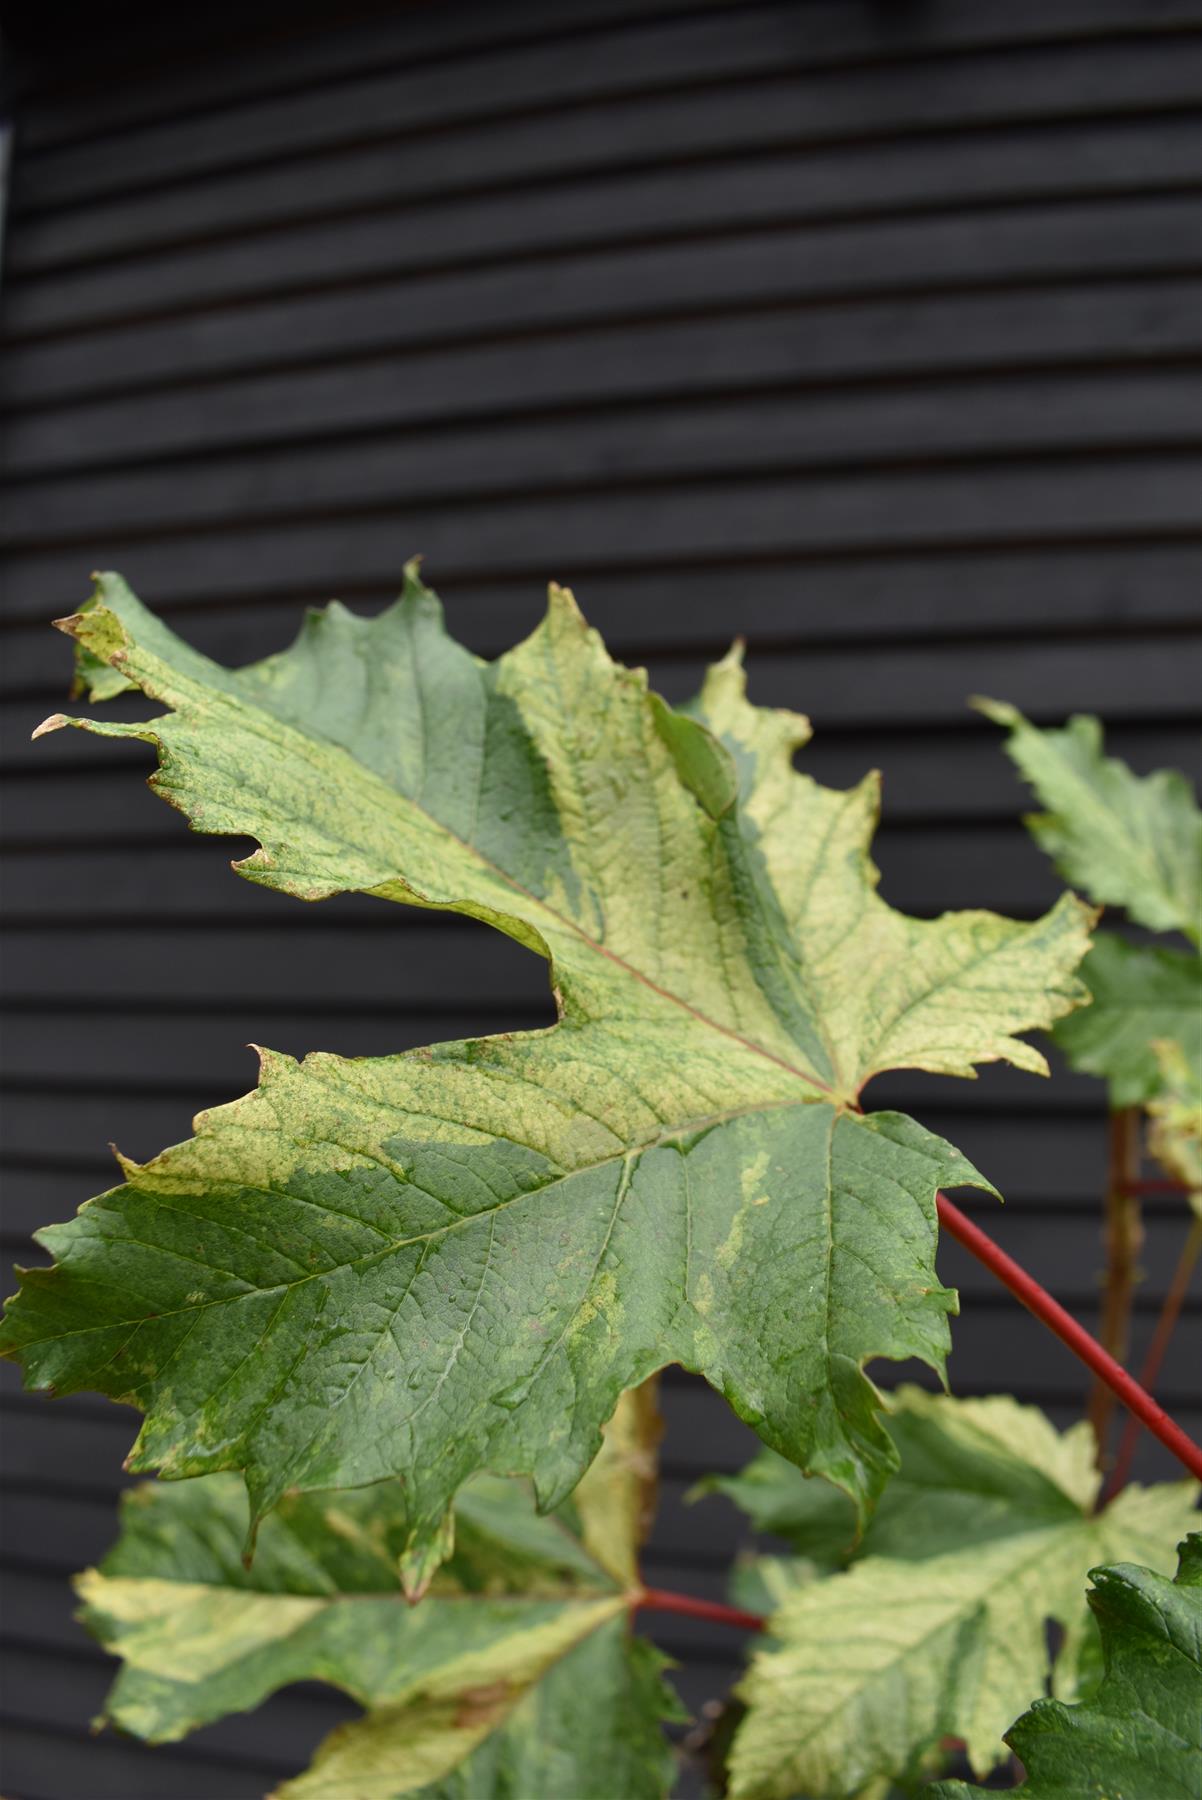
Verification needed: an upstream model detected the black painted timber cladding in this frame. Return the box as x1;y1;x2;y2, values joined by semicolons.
1;2;1200;1795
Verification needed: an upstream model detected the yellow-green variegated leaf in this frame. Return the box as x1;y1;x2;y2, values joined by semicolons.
932;1535;1202;1800
723;1390;1199;1798
79;1397;681;1797
567;1374;662;1588
78;1473;618;1748
272;1622;681;1800
978;698;1202;943
1;572;1093;1586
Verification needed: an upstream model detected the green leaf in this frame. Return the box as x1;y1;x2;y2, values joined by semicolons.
930;1533;1202;1800
696;1450;857;1574
78;1474;619;1747
2;573;1093;1582
1051;933;1202;1109
977;698;1202;942
727;1553;821;1618
79;1396;682;1797
723;1391;1198;1797
703;1385;1103;1564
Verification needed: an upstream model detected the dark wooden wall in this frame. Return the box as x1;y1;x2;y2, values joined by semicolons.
2;3;1200;1795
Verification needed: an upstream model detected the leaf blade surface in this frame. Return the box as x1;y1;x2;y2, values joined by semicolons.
2;574;1094;1574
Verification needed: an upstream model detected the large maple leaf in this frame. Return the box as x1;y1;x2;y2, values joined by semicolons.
0;570;1093;1589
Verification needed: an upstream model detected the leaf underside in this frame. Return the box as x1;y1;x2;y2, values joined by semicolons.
931;1533;1202;1800
716;1389;1199;1799
1;571;1094;1586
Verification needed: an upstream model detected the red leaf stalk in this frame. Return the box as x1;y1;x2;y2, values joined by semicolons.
937;1194;1202;1483
636;1587;765;1632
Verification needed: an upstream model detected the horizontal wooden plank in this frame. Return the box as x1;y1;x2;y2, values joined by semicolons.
7;274;1200;485
6;363;1201;550
10;2;734;149
0;1638;354;1767
6;462;1202;633
18;0;1200;163
10;4;823;215
13;5;1201;220
11;91;1202;306
0;1715;290;1800
10;0;731;154
0;917;547;1003
5;546;1200;702
8;111;1202;347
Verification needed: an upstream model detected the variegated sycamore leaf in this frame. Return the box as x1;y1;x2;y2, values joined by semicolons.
932;1534;1202;1800
718;1390;1198;1798
978;698;1201;943
980;696;1201;1213
78;1392;682;1798
1;572;1093;1589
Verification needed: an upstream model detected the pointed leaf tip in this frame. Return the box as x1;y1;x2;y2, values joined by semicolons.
971;695;1018;726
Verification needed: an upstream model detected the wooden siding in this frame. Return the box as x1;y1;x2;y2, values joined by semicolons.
1;3;1200;1795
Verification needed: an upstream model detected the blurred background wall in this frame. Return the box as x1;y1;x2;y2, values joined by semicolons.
1;2;1200;1795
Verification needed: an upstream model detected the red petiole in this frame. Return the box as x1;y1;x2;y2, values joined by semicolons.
636;1587;765;1631
937;1194;1202;1482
